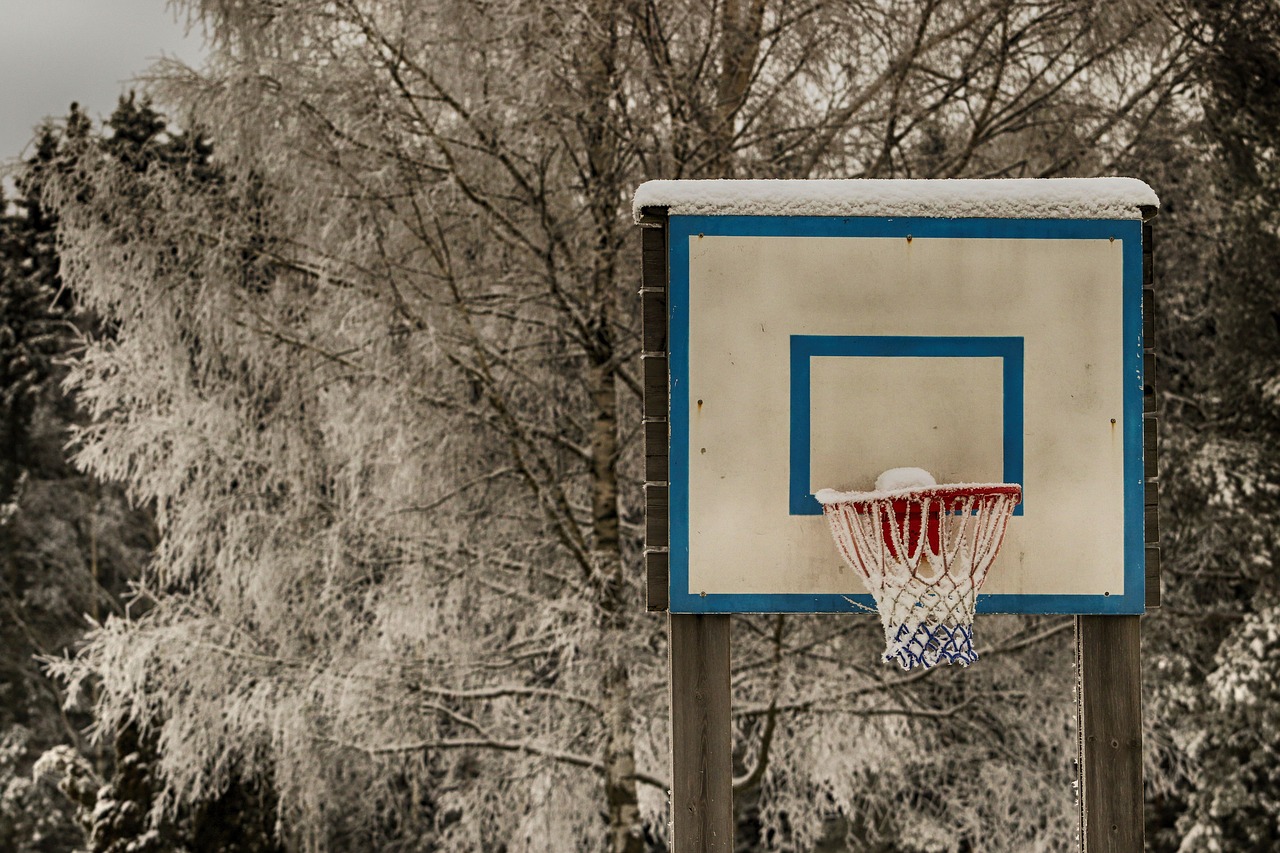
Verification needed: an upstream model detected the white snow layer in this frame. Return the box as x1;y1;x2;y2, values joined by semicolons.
814;482;1017;504
633;178;1158;221
813;468;939;505
875;467;938;491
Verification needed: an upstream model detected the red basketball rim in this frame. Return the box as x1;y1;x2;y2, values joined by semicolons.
817;484;1022;560
816;483;1022;509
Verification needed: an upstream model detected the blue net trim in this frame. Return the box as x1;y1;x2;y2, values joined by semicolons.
885;622;978;670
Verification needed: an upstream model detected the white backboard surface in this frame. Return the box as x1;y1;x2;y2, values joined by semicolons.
665;215;1146;614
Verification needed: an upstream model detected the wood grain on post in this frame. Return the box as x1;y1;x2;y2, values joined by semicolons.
1143;417;1157;480
1145;547;1161;609
1142;288;1154;343
643;287;668;352
1141;223;1159;608
1143;352;1155;404
644;355;669;419
1142;217;1154;284
640;209;670;611
646;551;669;611
1076;615;1144;852
645;419;669;484
670;614;733;853
646;484;670;551
1145;479;1160;608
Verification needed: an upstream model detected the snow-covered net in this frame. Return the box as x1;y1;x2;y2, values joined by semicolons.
816;482;1022;670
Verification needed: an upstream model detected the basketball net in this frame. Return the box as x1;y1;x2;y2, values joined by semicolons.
816;484;1022;670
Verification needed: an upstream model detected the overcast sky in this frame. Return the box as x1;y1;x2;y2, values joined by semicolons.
0;0;207;165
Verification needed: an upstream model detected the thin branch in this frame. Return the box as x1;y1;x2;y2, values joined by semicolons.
417;685;601;714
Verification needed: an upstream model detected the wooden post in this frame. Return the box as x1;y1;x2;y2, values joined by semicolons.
1076;615;1143;852
670;613;733;853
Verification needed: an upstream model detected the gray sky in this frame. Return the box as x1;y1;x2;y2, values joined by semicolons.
1;0;206;165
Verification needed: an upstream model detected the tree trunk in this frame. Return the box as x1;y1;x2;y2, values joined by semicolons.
579;2;642;848
711;0;767;176
591;324;643;853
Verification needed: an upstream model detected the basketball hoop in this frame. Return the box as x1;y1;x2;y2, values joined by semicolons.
815;481;1022;670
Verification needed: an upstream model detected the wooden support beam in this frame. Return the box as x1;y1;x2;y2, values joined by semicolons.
645;419;669;483
1142;288;1154;343
1145;547;1161;609
643;288;668;352
1143;417;1158;479
670;614;733;853
646;483;669;550
644;355;668;419
641;209;672;612
646;551;669;611
1076;615;1144;852
1141;223;1159;609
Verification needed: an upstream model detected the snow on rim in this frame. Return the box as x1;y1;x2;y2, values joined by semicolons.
633;178;1158;222
814;483;1023;504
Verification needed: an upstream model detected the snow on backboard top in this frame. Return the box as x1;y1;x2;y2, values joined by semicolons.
632;178;1158;222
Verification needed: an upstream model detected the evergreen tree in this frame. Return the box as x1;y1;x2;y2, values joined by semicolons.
0;113;93;853
1;123;65;502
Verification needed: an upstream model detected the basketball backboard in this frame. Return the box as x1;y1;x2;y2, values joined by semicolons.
635;179;1157;615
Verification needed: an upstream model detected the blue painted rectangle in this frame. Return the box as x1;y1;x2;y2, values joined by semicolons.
788;335;1024;516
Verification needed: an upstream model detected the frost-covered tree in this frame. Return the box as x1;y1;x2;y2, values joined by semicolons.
44;1;1196;850
1;98;282;853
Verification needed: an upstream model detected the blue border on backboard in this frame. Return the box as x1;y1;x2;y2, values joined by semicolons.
789;335;1024;516
666;215;1145;615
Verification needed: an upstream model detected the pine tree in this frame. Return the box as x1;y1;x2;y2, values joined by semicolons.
1;125;63;502
0;116;90;853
